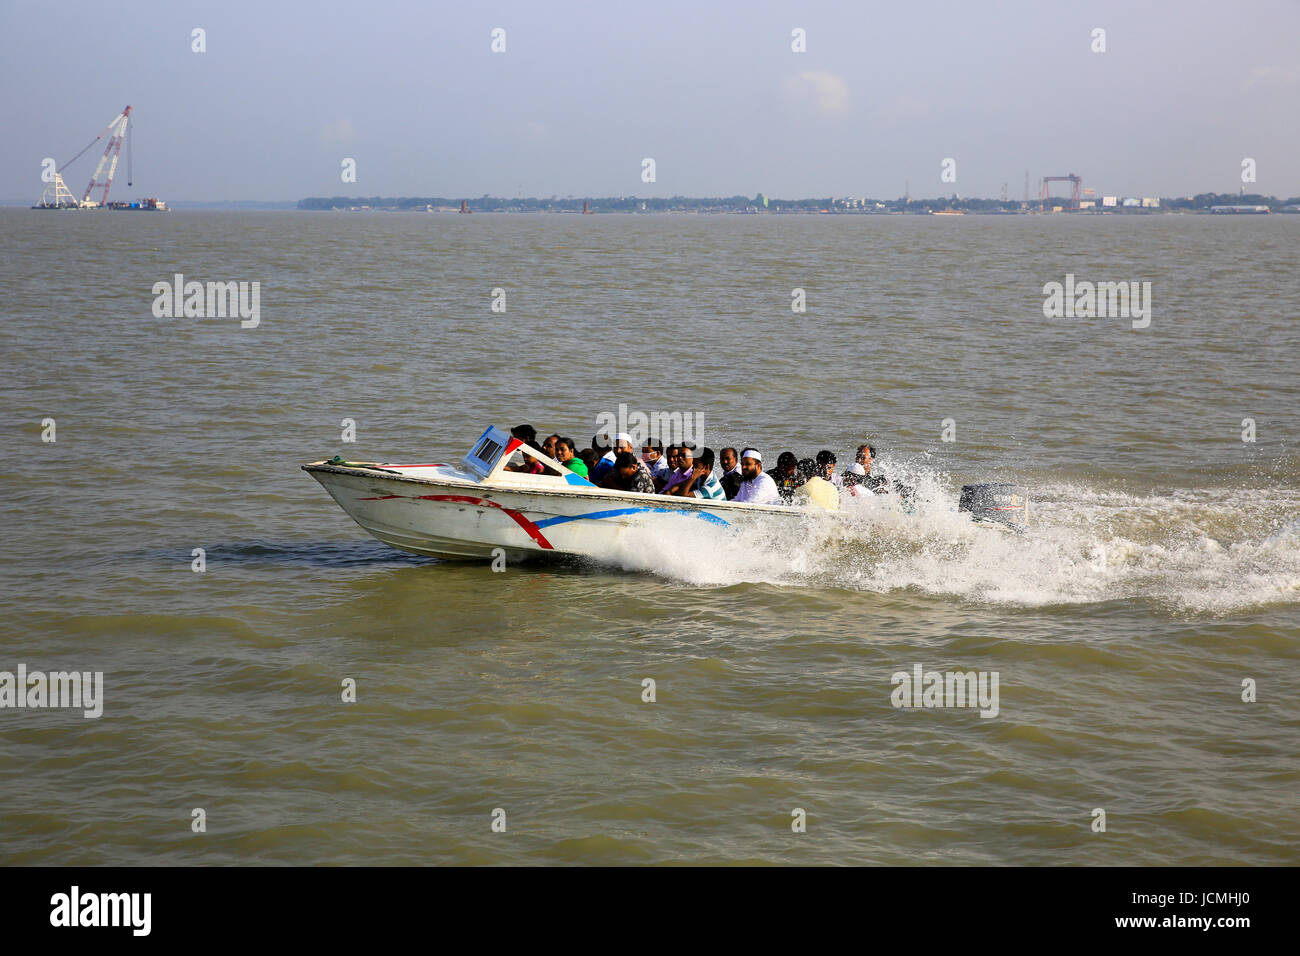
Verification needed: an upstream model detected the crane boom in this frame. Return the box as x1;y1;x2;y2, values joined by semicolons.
81;106;132;206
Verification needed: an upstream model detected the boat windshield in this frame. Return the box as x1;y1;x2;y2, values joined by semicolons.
460;425;592;484
472;435;504;466
461;426;513;478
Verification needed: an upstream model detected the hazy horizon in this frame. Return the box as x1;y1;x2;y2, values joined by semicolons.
4;0;1299;203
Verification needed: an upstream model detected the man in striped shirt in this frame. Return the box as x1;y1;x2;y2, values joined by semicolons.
665;446;725;500
690;448;726;500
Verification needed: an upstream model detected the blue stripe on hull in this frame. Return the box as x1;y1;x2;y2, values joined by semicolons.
533;506;730;529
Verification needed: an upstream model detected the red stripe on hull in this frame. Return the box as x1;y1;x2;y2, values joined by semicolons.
356;492;554;550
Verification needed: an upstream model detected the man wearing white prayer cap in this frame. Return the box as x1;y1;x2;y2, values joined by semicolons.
590;432;635;483
733;447;781;505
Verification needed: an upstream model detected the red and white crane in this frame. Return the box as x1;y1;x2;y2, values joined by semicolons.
79;105;132;206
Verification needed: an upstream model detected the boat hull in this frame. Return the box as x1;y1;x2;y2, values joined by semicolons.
303;464;792;562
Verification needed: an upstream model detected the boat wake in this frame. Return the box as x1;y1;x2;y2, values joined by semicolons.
605;467;1300;615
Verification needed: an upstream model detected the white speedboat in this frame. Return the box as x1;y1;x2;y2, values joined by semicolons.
303;426;796;561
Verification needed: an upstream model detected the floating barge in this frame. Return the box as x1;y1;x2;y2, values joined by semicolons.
32;105;167;211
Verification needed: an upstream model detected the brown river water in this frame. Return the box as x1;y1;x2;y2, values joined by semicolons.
1;210;1297;864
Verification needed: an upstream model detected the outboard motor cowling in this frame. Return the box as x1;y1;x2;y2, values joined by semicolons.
959;483;1029;529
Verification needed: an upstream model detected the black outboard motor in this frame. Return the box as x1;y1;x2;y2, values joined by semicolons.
959;483;1029;529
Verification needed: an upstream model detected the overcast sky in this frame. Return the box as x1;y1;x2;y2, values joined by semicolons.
3;0;1298;202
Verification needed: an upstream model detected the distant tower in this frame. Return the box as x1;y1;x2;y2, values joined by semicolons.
459;200;471;214
1024;171;1029;203
36;172;80;208
1001;183;1008;202
904;179;910;204
583;200;590;214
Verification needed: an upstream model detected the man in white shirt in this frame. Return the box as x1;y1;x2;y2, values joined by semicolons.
734;448;781;505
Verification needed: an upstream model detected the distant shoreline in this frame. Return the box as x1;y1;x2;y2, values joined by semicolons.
295;193;1300;215
4;193;1299;214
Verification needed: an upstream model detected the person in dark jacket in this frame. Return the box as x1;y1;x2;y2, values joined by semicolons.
767;451;805;500
718;447;743;500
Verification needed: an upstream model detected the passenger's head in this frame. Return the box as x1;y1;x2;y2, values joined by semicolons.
512;424;537;444
696;447;716;474
816;449;837;478
776;451;798;476
542;434;560;458
678;444;695;470
591;433;611;455
642;438;663;462
555;437;577;462
844;462;867;487
797;457;817;482
740;448;763;479
614;431;634;456
614;450;639;481
720;447;738;472
666;444;680;469
580;448;599;470
856;444;875;473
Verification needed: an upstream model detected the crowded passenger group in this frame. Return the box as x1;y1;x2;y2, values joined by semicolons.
504;424;903;505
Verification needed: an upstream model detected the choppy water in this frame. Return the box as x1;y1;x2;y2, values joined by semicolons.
1;210;1297;864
